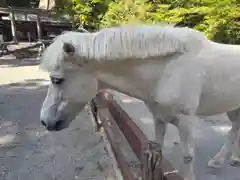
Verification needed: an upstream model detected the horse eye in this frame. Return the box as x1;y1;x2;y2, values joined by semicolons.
50;76;65;85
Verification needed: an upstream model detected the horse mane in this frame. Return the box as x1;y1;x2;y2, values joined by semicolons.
40;24;207;72
91;24;206;60
39;31;92;72
39;34;63;71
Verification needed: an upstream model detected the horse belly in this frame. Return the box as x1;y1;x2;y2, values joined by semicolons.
197;79;240;116
196;43;240;115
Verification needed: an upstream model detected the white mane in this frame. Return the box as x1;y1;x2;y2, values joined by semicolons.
40;24;207;72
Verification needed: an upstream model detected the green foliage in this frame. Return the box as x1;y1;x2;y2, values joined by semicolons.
72;0;109;30
54;0;240;44
53;0;75;22
100;0;154;27
153;1;240;44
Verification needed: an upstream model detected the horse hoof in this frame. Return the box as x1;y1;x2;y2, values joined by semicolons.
229;156;240;167
207;159;223;168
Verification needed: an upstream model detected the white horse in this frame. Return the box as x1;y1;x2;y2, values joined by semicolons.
39;24;240;180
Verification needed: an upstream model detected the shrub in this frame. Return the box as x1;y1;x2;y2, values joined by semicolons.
101;0;240;44
57;0;239;43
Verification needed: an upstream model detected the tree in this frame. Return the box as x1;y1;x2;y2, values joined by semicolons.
48;0;240;43
101;0;153;27
38;0;54;9
72;0;109;30
100;0;240;44
0;0;7;7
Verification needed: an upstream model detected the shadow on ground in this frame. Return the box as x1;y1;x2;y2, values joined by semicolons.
0;58;40;68
0;79;114;180
1;79;48;89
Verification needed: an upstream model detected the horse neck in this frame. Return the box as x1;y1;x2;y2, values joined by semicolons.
84;59;169;100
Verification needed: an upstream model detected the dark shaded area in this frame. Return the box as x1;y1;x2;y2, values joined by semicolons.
1;79;48;88
0;0;39;8
0;58;40;67
174;13;205;28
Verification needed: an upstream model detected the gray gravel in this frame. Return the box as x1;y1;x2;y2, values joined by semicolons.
0;59;116;180
112;92;240;180
1;58;240;180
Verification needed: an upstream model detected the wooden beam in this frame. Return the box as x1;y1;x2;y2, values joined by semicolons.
9;12;17;43
0;7;50;17
36;15;42;40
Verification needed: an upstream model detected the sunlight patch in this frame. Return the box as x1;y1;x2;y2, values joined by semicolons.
212;125;230;135
121;97;140;103
0;134;15;145
140;116;154;124
36;130;49;138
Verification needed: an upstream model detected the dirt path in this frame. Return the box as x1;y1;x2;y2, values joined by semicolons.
0;59;116;180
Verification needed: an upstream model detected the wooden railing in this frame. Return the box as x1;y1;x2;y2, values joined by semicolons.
90;91;184;180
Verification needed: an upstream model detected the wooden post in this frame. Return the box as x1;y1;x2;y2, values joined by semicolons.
94;91;184;180
36;15;42;41
9;12;17;43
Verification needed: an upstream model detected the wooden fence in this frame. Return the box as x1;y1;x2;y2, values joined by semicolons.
90;91;184;180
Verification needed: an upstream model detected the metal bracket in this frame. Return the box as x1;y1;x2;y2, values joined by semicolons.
142;141;163;180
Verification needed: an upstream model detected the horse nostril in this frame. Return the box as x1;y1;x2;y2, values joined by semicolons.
55;120;64;130
41;120;47;127
40;119;64;131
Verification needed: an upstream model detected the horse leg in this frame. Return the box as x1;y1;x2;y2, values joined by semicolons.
147;102;196;180
229;131;240;166
174;115;196;180
145;103;167;148
154;119;167;148
152;66;201;180
228;109;240;166
229;132;240;166
208;109;240;168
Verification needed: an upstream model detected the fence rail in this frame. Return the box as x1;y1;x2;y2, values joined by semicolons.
90;91;184;180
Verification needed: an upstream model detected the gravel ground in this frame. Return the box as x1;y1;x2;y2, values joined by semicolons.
0;58;116;180
1;57;240;180
112;92;240;180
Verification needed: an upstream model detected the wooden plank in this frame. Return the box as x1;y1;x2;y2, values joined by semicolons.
93;91;184;180
36;15;42;40
0;7;50;16
98;107;137;180
9;12;17;43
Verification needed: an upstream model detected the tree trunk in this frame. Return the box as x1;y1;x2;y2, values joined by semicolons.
38;0;55;10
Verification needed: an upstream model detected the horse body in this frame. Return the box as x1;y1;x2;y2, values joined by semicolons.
39;24;240;180
197;42;240;115
88;41;240;117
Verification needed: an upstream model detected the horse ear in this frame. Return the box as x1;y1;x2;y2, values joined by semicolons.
63;42;75;56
